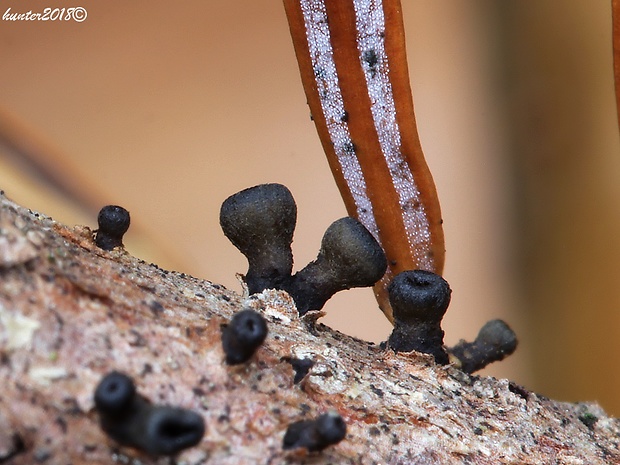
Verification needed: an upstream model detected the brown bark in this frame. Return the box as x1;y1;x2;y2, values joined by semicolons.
0;192;618;464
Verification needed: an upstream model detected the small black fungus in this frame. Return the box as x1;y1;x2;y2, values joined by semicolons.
283;411;347;452
449;319;517;373
220;184;387;315
219;184;296;294
95;205;130;251
94;371;136;415
284;217;387;315
387;270;451;364
94;371;205;456
221;309;268;365
282;357;315;384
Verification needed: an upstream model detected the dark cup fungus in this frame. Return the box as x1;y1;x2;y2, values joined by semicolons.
221;309;268;365
219;183;296;294
95;205;131;251
94;371;205;456
283;411;347;452
387;270;452;364
220;184;386;315
449;319;518;373
94;370;136;416
284;217;387;315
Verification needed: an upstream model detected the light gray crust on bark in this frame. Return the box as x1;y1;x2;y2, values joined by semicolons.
0;192;618;464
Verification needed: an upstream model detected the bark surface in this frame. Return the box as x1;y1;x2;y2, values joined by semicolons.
0;192;618;464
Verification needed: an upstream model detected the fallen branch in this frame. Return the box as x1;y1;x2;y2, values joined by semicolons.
0;192;618;464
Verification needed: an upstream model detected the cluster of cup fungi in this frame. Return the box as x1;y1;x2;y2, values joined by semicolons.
92;183;517;458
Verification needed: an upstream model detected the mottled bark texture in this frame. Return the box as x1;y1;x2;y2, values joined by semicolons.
0;192;619;464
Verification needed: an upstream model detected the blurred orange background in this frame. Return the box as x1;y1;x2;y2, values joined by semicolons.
2;1;620;415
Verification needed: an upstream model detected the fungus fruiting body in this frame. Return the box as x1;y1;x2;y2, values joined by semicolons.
283;411;347;452
94;371;205;456
221;309;268;365
450;319;518;373
95;205;130;250
219;183;296;294
387;270;451;364
285;216;387;315
282;357;315;384
94;370;136;415
220;184;386;314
